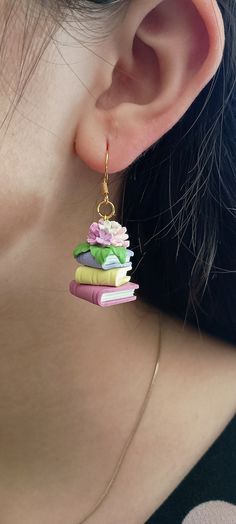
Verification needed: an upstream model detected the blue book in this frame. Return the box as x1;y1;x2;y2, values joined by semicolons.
75;249;134;270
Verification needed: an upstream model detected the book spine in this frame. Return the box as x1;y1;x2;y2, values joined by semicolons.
69;281;140;307
75;267;130;287
69;281;100;305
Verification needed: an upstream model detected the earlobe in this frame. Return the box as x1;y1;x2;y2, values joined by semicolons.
75;0;225;174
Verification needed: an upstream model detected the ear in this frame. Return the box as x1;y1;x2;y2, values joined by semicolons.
74;0;225;173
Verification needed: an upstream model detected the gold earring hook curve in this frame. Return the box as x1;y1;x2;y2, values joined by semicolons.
97;141;116;221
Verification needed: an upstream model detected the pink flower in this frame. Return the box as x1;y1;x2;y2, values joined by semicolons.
109;222;130;247
87;219;130;248
87;222;113;246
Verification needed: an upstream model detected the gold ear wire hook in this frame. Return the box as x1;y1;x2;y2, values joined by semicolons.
97;141;116;221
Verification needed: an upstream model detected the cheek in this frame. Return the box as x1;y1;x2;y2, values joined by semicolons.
0;174;43;254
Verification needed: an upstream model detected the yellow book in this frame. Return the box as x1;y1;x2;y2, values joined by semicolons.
75;265;131;287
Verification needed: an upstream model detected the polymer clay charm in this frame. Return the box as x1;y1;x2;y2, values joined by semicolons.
70;219;139;307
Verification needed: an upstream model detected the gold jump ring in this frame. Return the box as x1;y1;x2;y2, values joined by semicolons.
97;199;115;221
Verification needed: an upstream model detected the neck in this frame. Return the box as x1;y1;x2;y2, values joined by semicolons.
0;255;159;482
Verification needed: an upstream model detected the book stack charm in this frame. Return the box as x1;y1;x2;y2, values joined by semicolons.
69;142;139;307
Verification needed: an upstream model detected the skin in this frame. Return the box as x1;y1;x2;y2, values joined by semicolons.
0;0;235;522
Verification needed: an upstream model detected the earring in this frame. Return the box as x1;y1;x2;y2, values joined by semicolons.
69;140;139;307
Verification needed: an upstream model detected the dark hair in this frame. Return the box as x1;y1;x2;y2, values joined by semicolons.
121;1;236;344
1;0;236;344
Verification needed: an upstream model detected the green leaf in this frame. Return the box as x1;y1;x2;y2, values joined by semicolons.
90;245;112;265
90;245;127;265
109;246;127;264
73;242;90;258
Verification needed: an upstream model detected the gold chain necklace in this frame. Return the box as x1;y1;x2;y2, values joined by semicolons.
75;314;162;524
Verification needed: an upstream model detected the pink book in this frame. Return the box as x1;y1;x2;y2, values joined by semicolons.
69;280;139;307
